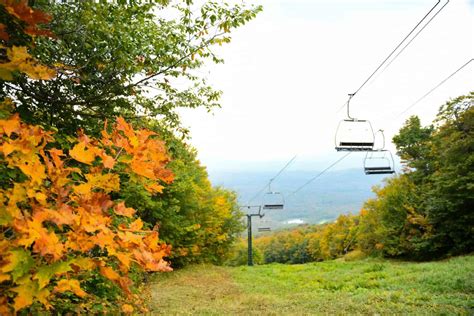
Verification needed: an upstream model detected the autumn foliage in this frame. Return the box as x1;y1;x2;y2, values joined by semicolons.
0;1;257;312
0;0;56;80
0;103;174;313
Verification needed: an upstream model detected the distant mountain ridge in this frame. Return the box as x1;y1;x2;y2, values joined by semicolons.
208;168;392;229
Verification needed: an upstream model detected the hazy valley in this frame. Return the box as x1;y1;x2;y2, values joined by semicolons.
209;168;391;230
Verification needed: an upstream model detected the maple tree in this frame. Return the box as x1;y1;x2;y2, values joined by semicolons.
0;102;174;313
122;144;245;267
2;1;261;135
0;0;56;81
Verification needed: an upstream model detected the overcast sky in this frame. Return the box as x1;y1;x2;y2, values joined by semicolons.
179;0;474;172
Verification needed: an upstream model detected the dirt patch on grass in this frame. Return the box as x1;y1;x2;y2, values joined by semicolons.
146;265;243;315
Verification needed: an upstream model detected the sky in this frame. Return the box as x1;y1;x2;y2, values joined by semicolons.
179;0;474;173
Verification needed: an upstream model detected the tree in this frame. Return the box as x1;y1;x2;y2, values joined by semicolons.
392;116;434;183
0;108;173;314
425;93;474;255
361;93;474;258
1;1;262;136
119;126;244;266
0;1;259;312
357;175;432;258
1;0;260;267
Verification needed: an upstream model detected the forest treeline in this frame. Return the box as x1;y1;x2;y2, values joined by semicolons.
0;1;260;314
230;94;473;265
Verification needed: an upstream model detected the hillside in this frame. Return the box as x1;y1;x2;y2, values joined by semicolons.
209;168;391;229
146;255;474;315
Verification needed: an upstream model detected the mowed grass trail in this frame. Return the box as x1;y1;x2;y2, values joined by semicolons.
146;255;474;315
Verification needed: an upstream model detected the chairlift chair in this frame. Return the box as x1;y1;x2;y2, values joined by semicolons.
363;150;396;174
363;130;396;175
262;191;285;210
335;94;375;151
262;180;285;210
258;218;272;232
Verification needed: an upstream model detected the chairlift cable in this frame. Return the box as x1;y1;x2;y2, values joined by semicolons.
247;155;297;205
375;0;450;79
269;155;298;183
336;0;442;112
290;152;351;196
398;58;473;117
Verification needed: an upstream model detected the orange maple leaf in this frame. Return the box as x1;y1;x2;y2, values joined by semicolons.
114;202;136;218
32;230;64;262
115;252;132;271
92;230;116;250
0;141;15;156
101;153;116;169
99;265;120;281
0;113;21;136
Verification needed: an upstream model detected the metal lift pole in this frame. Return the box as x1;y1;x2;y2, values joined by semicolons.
247;214;253;266
241;206;263;266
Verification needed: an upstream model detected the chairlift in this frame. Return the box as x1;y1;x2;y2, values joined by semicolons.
363;130;396;175
258;218;272;232
262;181;285;210
335;94;375;151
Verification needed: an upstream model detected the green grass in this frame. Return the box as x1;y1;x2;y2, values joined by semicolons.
146;255;474;315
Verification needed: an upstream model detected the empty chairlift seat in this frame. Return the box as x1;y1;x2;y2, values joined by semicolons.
364;150;396;175
258;219;272;232
262;191;285;210
335;119;375;151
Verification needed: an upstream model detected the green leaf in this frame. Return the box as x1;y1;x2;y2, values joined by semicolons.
0;206;13;225
0;68;13;81
34;261;73;289
2;249;34;282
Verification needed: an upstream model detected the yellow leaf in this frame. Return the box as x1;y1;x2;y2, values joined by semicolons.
54;279;87;298
35;192;47;205
17;159;46;185
129;218;143;231
2;46;55;80
12;278;35;311
11;276;50;311
69;142;95;164
72;182;92;196
73;173;120;196
122;304;134;313
70;257;96;271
